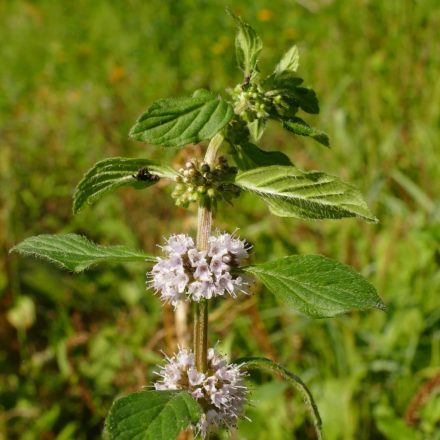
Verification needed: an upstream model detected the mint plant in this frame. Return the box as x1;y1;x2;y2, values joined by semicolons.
10;12;385;439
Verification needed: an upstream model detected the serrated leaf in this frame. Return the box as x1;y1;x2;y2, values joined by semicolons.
275;45;299;74
106;390;202;440
10;234;154;272
73;157;176;214
235;165;377;222
283;117;330;147
232;142;292;170
129;92;233;147
244;255;385;318
230;11;263;77
235;357;322;440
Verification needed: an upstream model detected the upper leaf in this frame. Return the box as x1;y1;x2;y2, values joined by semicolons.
244;255;386;318
274;45;300;75
235;165;377;222
129;92;233;147
290;86;320;114
232;142;292;170
263;71;304;92
10;234;154;272
73;157;177;214
235;357;322;440
106;390;202;440
247;118;266;143
283;117;329;147
230;12;263;77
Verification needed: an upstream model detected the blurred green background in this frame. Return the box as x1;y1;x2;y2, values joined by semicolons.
1;0;439;439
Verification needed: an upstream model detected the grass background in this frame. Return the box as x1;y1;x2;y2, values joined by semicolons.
1;0;439;438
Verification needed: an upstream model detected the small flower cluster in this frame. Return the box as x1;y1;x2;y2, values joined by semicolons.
231;83;272;122
172;158;240;209
154;347;248;438
149;233;250;307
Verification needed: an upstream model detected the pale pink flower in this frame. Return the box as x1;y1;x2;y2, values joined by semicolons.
154;347;248;438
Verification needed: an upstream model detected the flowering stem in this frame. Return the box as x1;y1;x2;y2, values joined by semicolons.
194;132;224;372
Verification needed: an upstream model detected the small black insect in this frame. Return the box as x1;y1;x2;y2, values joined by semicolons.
133;168;160;182
242;75;251;87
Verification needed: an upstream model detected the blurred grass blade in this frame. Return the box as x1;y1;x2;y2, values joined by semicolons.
235;165;378;222
10;234;155;272
73;157;176;214
106;390;202;440
244;255;385;318
283;117;330;147
391;169;435;214
235;357;322;440
129;91;233;147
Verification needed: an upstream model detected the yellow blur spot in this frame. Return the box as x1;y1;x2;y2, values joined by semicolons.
109;66;126;84
211;35;230;55
67;90;81;104
258;9;273;22
23;3;43;24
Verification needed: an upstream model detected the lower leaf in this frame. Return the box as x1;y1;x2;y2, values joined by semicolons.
106;390;202;440
10;234;154;272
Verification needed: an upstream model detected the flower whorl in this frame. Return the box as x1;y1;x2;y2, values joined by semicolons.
154;347;248;438
149;232;250;306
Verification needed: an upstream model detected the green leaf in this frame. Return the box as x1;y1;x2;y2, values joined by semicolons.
73;157;176;214
230;11;263;77
247;118;266;143
292;86;320;114
263;71;304;92
235;357;322;440
106;390;202;440
10;234;154;272
129;92;233;147
283;117;330;147
232;142;292;171
235;165;377;222
244;254;385;318
275;45;299;75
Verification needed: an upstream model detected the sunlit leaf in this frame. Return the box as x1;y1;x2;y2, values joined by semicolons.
235;165;377;221
10;234;154;272
129;92;233;147
274;45;299;74
106;390;202;440
73;157;176;214
230;11;263;77
244;255;385;318
247;118;266;143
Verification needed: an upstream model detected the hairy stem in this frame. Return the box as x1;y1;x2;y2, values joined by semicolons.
194;132;224;372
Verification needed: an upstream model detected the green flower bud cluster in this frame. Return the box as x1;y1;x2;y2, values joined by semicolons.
231;83;272;123
172;157;241;209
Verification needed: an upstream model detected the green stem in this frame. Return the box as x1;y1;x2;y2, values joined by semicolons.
193;133;224;372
